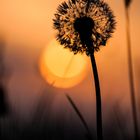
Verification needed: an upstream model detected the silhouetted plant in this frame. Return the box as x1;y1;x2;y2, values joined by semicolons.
124;0;139;139
53;0;115;140
0;39;9;139
66;94;93;140
0;40;9;117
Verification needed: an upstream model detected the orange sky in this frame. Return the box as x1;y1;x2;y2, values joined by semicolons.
0;0;140;127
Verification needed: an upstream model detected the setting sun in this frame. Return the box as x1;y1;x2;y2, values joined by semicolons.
39;39;88;88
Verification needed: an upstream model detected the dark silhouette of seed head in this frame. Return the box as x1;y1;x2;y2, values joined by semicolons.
53;0;116;55
74;17;94;44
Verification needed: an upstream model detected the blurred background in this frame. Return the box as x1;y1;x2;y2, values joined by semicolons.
0;0;140;139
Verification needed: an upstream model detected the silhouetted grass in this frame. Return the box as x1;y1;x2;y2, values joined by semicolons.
66;94;93;140
124;0;139;139
0;39;10;139
0;40;9;117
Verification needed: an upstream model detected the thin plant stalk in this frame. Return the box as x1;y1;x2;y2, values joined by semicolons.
0;40;9;139
86;39;103;140
0;41;9;116
66;94;93;140
89;53;103;140
125;7;139;140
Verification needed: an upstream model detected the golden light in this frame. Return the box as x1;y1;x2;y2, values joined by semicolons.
39;39;88;88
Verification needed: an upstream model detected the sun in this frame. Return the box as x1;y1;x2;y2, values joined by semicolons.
39;39;88;88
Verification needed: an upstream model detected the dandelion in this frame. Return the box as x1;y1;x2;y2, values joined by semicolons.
53;0;115;140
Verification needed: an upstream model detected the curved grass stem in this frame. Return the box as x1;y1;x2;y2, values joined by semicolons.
66;94;93;140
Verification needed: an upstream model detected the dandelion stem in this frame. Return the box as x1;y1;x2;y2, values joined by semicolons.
89;52;103;140
125;7;139;140
85;38;103;140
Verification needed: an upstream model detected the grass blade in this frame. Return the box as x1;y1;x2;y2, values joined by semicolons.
66;94;93;140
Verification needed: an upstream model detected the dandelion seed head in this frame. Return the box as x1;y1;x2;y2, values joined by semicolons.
53;0;116;55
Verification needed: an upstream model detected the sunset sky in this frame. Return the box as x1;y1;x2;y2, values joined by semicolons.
0;0;140;136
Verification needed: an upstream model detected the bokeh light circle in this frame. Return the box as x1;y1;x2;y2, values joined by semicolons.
39;39;88;88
